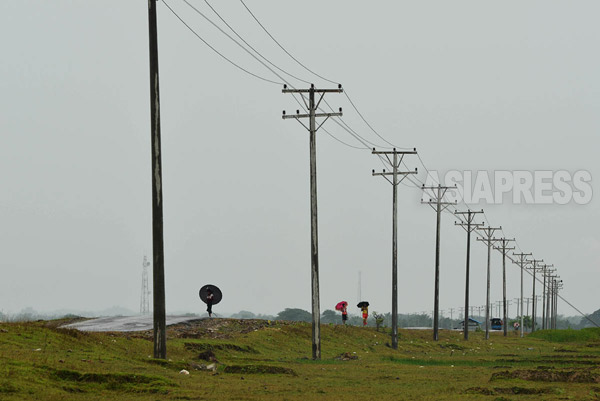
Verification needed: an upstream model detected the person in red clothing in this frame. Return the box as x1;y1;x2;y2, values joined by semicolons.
341;304;348;325
361;306;369;326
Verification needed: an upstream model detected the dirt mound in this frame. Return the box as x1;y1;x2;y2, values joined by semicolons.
122;318;291;341
197;349;218;362
335;352;358;361
171;318;295;339
491;367;600;383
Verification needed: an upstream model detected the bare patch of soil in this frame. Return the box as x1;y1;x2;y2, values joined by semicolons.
223;365;297;375
465;386;558;395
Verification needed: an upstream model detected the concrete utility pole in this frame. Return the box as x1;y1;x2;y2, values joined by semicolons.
545;276;559;329
372;148;417;349
526;259;543;332
477;226;500;340
449;307;455;320
540;264;554;329
148;0;166;359
493;238;515;336
512;253;532;337
553;280;563;329
455;210;484;340
421;184;456;341
282;83;343;360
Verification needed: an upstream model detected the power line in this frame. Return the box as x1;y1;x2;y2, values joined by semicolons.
179;0;291;85
163;0;595;332
202;0;311;85
238;0;416;153
344;90;413;150
239;0;339;85
162;0;282;85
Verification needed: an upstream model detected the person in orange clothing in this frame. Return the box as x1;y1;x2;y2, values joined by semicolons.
361;306;369;326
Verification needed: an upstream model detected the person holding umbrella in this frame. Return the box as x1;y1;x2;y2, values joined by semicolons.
357;301;369;326
336;301;348;324
199;284;222;318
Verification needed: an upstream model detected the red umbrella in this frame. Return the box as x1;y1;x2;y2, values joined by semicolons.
335;301;348;311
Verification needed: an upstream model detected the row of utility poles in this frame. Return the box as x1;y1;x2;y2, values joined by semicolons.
419;291;564;330
281;80;566;356
146;0;563;359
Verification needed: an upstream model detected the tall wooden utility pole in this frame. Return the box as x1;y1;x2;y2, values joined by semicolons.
493;238;515;336
372;148;417;349
421;184;455;341
147;0;166;359
526;259;543;332
282;83;342;360
512;253;531;337
454;210;483;340
477;226;500;340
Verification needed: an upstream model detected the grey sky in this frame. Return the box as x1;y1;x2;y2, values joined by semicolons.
1;1;598;318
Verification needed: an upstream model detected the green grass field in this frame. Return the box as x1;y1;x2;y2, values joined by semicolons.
1;318;599;400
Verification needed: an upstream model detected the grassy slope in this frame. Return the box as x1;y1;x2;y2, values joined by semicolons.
1;319;600;400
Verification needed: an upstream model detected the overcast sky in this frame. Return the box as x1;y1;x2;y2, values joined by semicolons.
1;1;598;319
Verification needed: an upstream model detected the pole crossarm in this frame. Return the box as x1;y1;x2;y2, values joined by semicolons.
526;259;544;270
282;86;343;94
492;238;516;252
372;149;417;155
372;170;417;177
282;112;343;120
421;185;457;213
454;210;484;233
476;226;502;244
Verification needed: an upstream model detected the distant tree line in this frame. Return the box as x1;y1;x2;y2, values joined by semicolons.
1;306;597;329
244;308;600;331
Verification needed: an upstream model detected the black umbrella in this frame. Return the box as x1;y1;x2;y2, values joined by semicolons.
199;284;222;305
357;301;369;308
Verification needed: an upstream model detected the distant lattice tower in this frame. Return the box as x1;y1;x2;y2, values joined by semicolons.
140;256;151;315
357;271;362;304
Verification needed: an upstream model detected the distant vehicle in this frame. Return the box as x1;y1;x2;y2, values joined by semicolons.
491;318;503;330
459;318;481;332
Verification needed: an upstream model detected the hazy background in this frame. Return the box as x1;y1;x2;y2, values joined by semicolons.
1;0;598;318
